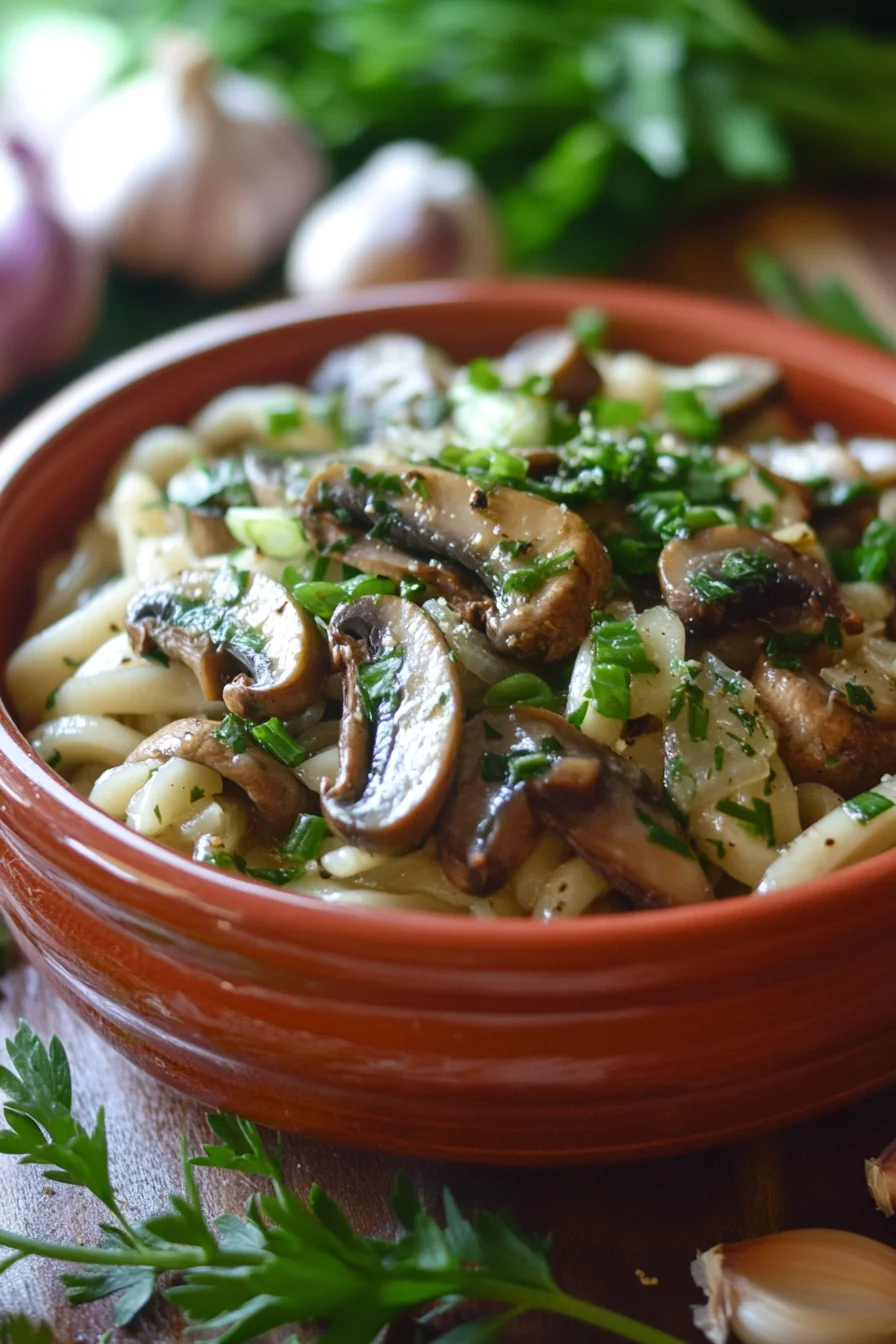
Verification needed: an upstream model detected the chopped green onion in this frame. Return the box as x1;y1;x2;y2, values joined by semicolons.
438;443;528;483
249;717;309;769
225;507;307;558
357;647;404;721
346;465;403;495
267;403;301;435
484;674;555;709
569;306;607;351
465;357;503;391
591;398;643;428
282;814;330;862
213;713;254;753
399;577;427;603
590;662;630;721
47;750;62;770
340;574;397;600
843;791;895;824
288;581;346;620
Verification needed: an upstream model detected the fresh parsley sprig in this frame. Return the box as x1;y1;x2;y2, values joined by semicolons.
0;1022;688;1344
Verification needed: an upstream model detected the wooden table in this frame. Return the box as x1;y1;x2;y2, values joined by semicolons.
2;191;896;1343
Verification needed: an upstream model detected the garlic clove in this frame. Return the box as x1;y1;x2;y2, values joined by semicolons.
866;1138;896;1216
285;140;502;297
49;31;327;292
693;1229;896;1344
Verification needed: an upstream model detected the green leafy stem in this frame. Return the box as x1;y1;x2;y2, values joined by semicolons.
0;1021;687;1343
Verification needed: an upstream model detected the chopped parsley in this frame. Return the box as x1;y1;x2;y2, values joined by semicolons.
591;398;643;429
167;456;254;510
141;649;170;668
480;737;565;787
399;577;426;603
153;804;162;824
713;744;725;771
410;475;430;498
843;677;877;713
47;751;62;770
346;465;403;495
634;808;695;860
213;713;254;754
765;630;821;670
497;539;532;559
843;791;895;824
465;357;503;391
190;786;205;804
61;656;82;670
716;795;776;847
669;680;709;742
689;571;734;602
831;517;896;584
660;387;721;442
483;720;503;741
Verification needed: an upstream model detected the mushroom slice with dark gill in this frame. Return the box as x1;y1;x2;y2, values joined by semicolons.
126;568;328;719
322;594;463;853
658;524;861;638
500;328;601;408
752;654;896;797
438;708;712;908
309;333;454;438
301;463;609;660
128;716;310;835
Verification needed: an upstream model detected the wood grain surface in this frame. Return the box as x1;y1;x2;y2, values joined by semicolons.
2;191;896;1342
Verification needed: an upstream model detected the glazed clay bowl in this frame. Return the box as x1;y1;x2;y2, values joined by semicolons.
1;280;896;1165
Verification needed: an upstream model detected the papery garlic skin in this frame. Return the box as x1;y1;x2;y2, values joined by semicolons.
693;1229;896;1344
49;33;326;291
285;141;501;296
867;1138;896;1217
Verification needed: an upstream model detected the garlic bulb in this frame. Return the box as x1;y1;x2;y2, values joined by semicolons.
693;1229;896;1344
0;138;104;397
285;140;501;296
48;32;326;291
867;1139;896;1216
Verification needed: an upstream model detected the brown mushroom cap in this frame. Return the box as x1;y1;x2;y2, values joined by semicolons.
500;328;602;407
321;594;464;854
752;654;896;797
301;463;609;661
309;333;454;438
438;708;713;908
127;716;310;834
125;569;328;720
658;524;860;638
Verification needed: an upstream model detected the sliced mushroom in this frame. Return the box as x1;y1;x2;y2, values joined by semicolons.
302;463;609;660
438;708;712;907
500;329;601;407
125;569;328;720
243;449;313;509
658;525;860;637
322;594;463;853
128;716;310;834
660;353;781;418
183;509;238;558
752;654;896;797
309;334;454;438
333;533;491;628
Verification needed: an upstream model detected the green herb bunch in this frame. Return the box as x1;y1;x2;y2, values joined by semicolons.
14;0;896;273
0;1022;685;1342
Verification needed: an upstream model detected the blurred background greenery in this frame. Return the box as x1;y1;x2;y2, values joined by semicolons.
3;0;896;419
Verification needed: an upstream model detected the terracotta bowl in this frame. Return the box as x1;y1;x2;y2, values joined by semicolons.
2;279;896;1164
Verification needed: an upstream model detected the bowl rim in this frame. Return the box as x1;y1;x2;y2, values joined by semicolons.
3;275;896;955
